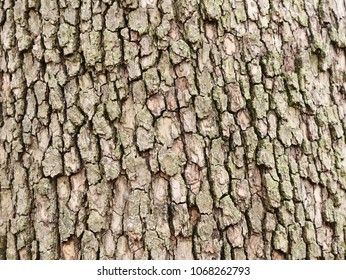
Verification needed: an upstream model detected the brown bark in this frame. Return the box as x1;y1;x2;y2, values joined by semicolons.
0;0;346;260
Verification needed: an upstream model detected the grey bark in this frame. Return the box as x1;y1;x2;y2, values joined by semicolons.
0;0;346;260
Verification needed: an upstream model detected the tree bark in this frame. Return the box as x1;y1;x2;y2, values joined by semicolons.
0;0;346;260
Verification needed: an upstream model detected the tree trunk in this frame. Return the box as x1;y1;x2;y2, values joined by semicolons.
0;0;346;260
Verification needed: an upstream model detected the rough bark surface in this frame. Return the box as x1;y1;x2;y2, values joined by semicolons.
0;0;346;260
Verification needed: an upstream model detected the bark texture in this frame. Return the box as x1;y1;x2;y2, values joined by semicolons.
1;0;346;260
